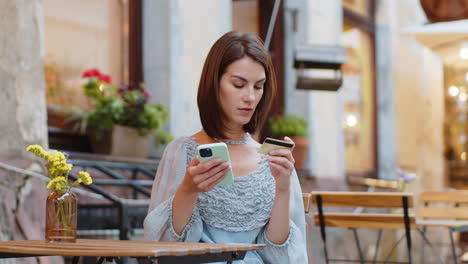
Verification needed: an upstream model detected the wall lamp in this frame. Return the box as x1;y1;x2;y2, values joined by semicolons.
294;44;346;91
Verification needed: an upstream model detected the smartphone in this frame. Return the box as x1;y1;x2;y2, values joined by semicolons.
197;142;234;186
258;137;295;155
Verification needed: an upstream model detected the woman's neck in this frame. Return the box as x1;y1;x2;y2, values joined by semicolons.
221;127;246;141
199;128;246;142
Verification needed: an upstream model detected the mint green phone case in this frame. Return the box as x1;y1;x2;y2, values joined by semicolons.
197;142;234;186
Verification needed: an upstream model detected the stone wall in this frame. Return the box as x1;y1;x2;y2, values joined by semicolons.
0;1;50;261
0;158;63;264
0;0;48;158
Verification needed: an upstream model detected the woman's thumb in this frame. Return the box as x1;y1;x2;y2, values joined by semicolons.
190;156;200;166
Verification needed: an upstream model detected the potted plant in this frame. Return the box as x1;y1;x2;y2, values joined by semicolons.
269;114;308;170
80;68;172;157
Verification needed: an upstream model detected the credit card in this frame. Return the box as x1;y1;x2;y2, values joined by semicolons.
258;137;295;154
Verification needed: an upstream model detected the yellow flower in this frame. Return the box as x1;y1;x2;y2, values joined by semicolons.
71;171;92;188
26;145;51;162
78;171;92;185
46;176;67;190
26;145;93;192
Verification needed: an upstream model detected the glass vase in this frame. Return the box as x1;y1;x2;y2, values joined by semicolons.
45;190;77;242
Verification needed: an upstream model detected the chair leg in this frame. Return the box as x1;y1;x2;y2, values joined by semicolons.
406;232;413;264
383;233;405;262
72;256;80;264
352;228;365;264
449;228;457;264
421;226;427;264
317;226;330;264
316;195;330;264
416;227;445;264
402;196;412;264
374;229;383;264
322;243;330;264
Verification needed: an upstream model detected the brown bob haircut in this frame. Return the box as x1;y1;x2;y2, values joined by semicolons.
197;31;277;140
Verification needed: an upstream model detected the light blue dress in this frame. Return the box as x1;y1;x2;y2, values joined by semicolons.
143;137;308;264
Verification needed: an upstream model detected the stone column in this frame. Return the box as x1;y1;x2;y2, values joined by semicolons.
143;0;231;140
375;1;398;180
0;0;48;157
305;0;345;179
284;0;309;138
0;3;54;262
378;0;444;191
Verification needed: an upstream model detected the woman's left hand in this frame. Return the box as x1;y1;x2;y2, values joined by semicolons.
266;136;295;193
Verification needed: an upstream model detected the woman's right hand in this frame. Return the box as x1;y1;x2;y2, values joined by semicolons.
179;157;231;194
172;157;229;235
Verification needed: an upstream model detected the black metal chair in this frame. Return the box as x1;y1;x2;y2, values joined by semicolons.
312;191;416;264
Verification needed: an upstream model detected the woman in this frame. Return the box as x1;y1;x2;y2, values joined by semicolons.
143;31;308;264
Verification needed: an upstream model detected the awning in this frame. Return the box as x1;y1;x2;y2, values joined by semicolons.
401;19;468;62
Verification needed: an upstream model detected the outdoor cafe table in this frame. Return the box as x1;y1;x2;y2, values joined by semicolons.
0;239;266;264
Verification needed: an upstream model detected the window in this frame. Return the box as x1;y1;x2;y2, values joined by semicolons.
232;0;259;36
444;59;468;188
43;0;126;111
342;0;377;177
43;0;142;152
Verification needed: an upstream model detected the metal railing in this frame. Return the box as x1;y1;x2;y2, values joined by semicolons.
0;152;159;241
67;152;159;240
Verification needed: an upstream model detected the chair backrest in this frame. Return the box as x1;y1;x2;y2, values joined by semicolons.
303;193;312;213
311;191;416;229
348;176;400;191
419;191;468;221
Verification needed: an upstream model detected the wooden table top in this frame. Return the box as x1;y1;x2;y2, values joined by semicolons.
0;239;265;258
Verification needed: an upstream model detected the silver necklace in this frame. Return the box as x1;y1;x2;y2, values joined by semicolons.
214;133;249;145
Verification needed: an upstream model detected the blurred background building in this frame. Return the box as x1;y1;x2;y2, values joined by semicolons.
2;0;468;263
3;0;466;189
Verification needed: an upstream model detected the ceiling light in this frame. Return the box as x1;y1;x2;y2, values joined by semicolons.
460;42;468;60
345;114;358;127
459;91;468;101
449;86;459;97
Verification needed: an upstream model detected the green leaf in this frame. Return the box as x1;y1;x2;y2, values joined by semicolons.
81;80;173;145
269;115;307;138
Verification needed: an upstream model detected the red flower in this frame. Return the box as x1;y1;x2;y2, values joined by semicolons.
141;89;151;99
82;68;112;84
82;68;101;78
100;74;111;84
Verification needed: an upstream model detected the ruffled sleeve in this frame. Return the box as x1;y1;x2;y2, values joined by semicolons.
256;169;308;263
143;137;203;242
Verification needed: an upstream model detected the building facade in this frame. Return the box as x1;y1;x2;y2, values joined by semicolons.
0;0;457;192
